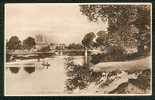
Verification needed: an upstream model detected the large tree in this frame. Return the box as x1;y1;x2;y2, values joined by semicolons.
80;5;151;56
23;37;36;50
82;32;96;49
95;30;116;47
6;36;21;50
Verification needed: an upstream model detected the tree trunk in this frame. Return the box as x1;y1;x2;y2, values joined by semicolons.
84;47;88;65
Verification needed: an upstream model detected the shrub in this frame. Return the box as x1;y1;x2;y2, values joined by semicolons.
65;57;91;91
90;45;144;64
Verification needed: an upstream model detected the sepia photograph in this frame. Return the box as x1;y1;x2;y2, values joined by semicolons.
4;3;152;96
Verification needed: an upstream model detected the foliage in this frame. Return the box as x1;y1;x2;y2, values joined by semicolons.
38;46;51;52
129;69;150;90
37;46;52;58
95;31;116;47
67;43;84;50
80;5;151;55
109;69;150;94
6;36;21;50
65;51;84;56
65;57;91;91
65;43;84;56
82;32;96;49
90;45;126;64
23;37;36;50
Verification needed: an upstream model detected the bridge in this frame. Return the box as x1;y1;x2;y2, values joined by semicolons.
8;49;102;56
6;48;103;73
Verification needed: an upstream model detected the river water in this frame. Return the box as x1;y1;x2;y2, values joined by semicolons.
5;56;84;96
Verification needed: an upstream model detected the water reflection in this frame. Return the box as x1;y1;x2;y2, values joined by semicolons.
5;56;151;95
24;67;35;74
5;56;70;95
9;67;20;74
5;56;90;94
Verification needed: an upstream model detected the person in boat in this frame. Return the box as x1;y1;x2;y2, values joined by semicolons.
42;61;50;69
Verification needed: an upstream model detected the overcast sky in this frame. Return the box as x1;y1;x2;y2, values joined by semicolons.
5;4;108;45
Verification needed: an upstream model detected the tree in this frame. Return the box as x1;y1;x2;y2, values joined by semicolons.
95;31;116;47
38;46;50;52
23;37;36;50
82;32;96;49
6;36;21;50
67;43;84;50
80;5;151;56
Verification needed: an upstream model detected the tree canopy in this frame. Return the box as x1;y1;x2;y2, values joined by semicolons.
67;43;84;50
23;37;36;50
6;36;21;50
80;5;151;55
82;32;96;49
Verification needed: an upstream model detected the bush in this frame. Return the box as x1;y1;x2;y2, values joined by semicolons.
129;69;150;90
65;57;91;91
90;45;145;64
38;46;50;52
65;51;84;56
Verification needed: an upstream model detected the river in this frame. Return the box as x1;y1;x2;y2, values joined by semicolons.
5;56;84;96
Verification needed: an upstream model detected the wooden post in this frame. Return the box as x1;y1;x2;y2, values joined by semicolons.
84;47;88;65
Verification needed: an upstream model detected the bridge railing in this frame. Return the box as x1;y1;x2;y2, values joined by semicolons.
7;49;103;65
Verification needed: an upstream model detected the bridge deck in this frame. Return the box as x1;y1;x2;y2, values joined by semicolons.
8;49;102;55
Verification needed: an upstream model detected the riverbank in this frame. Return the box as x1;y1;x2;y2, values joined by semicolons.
65;56;151;94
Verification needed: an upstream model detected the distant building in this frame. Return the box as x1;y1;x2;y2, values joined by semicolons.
35;34;49;50
56;44;65;50
50;43;65;50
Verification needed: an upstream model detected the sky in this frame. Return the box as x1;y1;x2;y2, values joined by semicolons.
5;4;108;45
